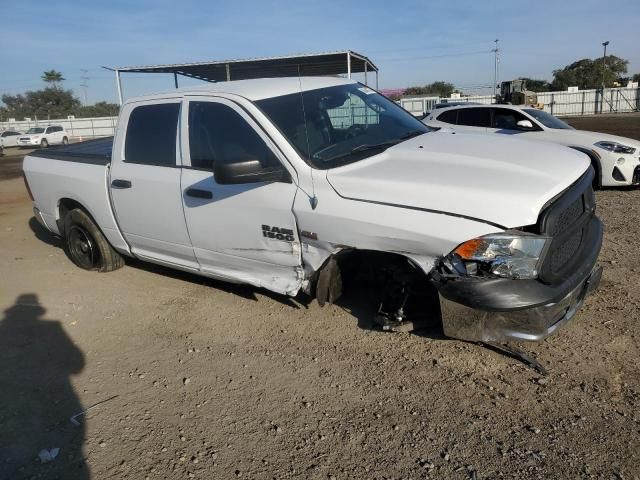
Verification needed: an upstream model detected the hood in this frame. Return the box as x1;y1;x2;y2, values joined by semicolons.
326;131;590;228
546;129;640;149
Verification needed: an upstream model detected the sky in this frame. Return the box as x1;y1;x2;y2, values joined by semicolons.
1;0;639;104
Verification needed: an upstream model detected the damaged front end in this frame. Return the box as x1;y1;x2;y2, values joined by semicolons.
430;169;604;342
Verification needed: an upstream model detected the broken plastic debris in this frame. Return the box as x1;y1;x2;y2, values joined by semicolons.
70;394;119;426
38;448;60;463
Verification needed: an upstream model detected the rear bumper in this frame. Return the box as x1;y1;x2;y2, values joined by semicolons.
433;216;603;342
33;206;50;230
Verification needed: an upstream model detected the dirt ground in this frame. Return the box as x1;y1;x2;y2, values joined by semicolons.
1;115;639;480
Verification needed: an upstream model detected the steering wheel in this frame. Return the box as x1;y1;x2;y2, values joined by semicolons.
345;124;368;139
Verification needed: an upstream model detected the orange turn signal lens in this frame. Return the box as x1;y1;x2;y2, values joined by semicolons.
454;238;482;259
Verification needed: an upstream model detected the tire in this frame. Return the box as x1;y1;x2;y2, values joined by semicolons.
63;208;124;272
62;137;69;145
41;138;49;148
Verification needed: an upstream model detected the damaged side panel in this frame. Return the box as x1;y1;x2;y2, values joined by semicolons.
294;183;499;316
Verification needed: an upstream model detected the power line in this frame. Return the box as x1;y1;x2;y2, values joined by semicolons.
377;49;493;62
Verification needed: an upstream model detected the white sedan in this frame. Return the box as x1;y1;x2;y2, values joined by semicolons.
424;104;640;188
0;130;23;148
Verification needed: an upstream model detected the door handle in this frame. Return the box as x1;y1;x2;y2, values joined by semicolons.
186;188;213;199
111;179;132;189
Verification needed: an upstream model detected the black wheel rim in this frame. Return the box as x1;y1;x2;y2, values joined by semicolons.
68;225;100;269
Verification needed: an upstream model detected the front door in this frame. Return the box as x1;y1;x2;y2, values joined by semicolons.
179;97;302;295
110;99;198;269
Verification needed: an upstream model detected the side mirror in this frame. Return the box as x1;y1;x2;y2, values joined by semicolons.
516;119;534;129
214;159;291;185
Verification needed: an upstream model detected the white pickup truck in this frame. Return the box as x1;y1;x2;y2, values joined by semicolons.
23;77;603;343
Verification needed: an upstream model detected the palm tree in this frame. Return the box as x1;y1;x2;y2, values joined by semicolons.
41;70;65;89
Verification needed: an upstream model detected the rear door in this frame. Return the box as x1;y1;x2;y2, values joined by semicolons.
110;99;198;269
179;96;302;294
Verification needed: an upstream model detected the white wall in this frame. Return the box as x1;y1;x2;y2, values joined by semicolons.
0;116;117;138
399;86;640;117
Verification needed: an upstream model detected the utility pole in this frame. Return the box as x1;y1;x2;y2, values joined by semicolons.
80;69;89;106
492;39;499;101
601;41;609;89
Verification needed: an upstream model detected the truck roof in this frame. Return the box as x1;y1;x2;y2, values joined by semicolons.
125;76;357;104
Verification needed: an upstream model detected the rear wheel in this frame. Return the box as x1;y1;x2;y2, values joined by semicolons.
62;136;69;145
40;138;49;148
63;208;124;272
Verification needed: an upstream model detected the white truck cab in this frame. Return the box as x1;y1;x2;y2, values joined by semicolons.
22;77;603;343
18;125;69;148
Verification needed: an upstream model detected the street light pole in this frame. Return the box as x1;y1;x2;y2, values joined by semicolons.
601;41;609;89
492;39;499;101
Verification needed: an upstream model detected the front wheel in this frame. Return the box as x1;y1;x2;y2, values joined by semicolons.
62;136;69;145
63;208;124;272
40;138;49;148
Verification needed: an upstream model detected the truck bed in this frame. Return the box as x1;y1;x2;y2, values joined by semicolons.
23;136;130;254
28;137;113;165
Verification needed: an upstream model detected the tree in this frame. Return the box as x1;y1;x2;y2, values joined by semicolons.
74;101;120;118
551;56;628;90
633;73;640;83
41;70;65;89
2;88;81;120
518;78;551;92
404;81;456;97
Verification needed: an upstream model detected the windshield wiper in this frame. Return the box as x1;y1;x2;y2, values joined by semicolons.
319;130;427;163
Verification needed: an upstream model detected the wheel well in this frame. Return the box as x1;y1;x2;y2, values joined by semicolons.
314;249;438;309
569;146;601;187
57;198;92;234
312;249;442;331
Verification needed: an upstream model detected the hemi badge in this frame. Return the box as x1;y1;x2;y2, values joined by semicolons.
300;231;318;240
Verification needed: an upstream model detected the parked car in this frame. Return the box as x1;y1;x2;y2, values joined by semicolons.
0;129;23;148
18;125;69;148
416;102;482;120
424;104;640;187
23;77;602;343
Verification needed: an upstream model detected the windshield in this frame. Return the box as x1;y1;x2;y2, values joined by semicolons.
523;109;573;130
256;83;431;169
26;127;45;134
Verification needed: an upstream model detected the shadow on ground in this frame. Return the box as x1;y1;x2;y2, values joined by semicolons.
0;294;89;479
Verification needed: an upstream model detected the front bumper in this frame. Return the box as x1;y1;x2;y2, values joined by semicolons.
438;264;602;342
433;214;603;343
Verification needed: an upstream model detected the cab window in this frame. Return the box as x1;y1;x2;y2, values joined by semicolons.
493;108;535;130
125;103;180;166
188;101;279;171
457;108;491;127
437;110;458;124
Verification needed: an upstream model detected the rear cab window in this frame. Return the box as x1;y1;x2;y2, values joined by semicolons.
125;103;181;166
